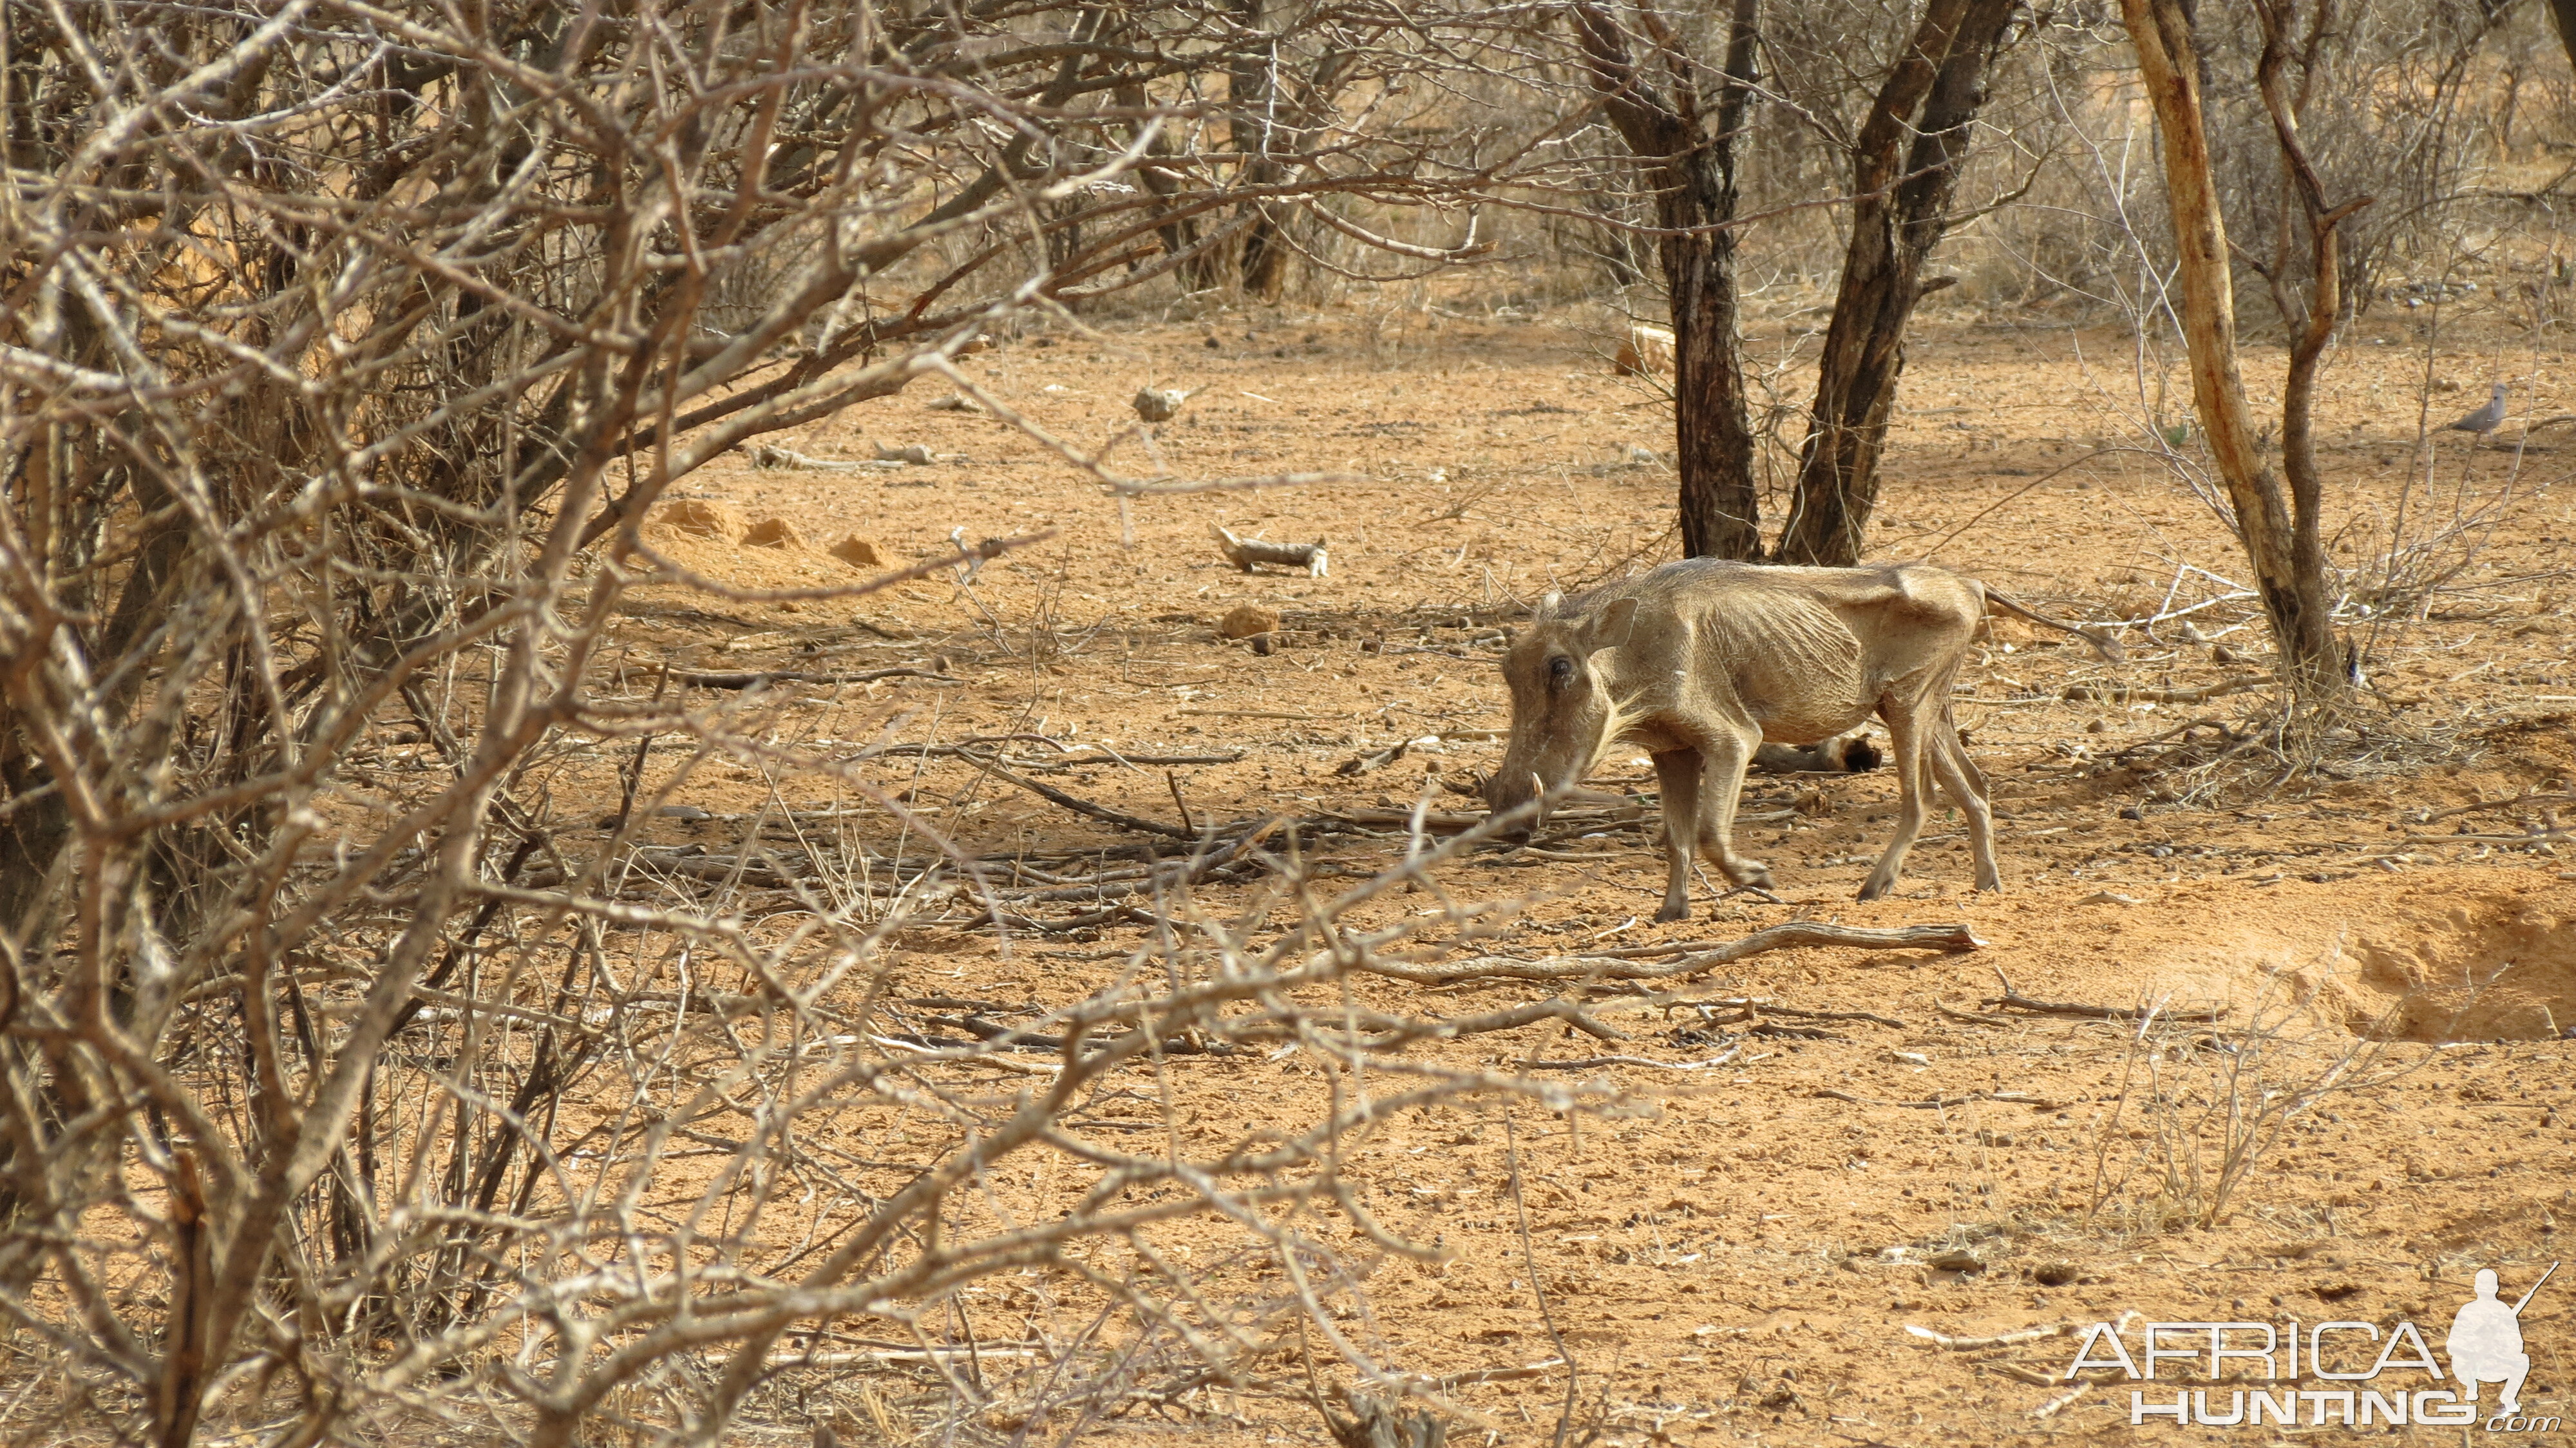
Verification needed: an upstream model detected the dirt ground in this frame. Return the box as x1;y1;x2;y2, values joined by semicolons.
589;298;2576;1446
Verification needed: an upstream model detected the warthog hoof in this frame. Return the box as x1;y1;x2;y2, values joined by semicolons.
1654;900;1690;924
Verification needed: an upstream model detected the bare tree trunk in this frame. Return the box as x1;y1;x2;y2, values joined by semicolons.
1774;0;2017;567
2547;0;2576;83
2121;0;2343;697
1231;0;1292;300
1573;0;1764;561
2254;0;2372;674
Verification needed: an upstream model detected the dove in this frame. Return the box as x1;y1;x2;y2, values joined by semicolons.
2445;382;2508;435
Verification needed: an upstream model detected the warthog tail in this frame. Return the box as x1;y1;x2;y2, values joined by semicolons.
1985;588;2125;663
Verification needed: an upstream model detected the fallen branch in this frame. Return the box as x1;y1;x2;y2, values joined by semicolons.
745;443;897;471
1334;740;1410;777
2061;676;2270;705
1905;1322;2069;1349
2032;1383;2092;1420
1982;969;2228;1023
1678;997;1906;1029
1815;1089;2061;1110
658;665;942;688
2412;791;2576;826
1522;1049;1741;1072
1354;922;1982;986
1212;522;1329;576
958;751;1198;840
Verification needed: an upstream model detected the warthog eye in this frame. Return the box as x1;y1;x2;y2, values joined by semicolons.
1546;655;1575;690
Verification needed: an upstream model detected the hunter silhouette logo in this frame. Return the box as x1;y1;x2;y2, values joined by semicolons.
2453;1264;2553;1418
2064;1262;2559;1431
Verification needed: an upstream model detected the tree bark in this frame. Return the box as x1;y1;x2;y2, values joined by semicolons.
2120;0;2342;696
1230;0;1292;300
2253;0;2370;685
1573;0;1763;560
1774;0;2016;566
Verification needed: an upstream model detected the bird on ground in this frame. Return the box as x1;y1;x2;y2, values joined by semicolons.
2445;382;2508;435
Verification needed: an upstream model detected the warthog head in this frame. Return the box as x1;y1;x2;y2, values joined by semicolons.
1481;594;1640;835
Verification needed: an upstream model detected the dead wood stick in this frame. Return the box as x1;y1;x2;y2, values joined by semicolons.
1698;998;1906;1029
940;1015;1235;1056
1222;996;1629;1049
1212;522;1329;576
1936;1000;2018;1027
1905;1322;2070;1349
744;443;896;471
957;751;1196;840
1523;1049;1741;1072
860;737;1246;768
2061;676;2270;705
1814;1088;2061;1110
1980;969;2228;1023
1354;922;1984;986
2112;716;2241;757
2414;792;2576;825
658;665;940;688
1578;986;1905;1030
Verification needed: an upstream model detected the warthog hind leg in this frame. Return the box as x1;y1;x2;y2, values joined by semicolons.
1859;707;1933;901
1929;718;1999;891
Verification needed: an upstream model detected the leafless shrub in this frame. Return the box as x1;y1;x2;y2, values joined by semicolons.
2082;972;2409;1235
0;2;1627;1442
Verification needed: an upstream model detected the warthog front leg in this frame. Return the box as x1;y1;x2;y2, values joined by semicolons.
1651;731;1770;922
1693;726;1770;891
1649;748;1701;923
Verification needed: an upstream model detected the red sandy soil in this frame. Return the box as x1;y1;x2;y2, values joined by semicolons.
573;299;2575;1446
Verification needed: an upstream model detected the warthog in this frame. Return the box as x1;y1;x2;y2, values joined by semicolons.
1481;559;2116;917
1614;323;1675;377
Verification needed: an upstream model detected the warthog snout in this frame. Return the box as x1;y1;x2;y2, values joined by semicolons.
1483;595;1639;837
1477;769;1548;839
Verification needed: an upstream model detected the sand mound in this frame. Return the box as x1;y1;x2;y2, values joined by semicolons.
743;517;804;549
652;499;744;540
829;535;887;569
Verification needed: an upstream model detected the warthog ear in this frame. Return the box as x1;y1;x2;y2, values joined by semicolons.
1578;596;1638;654
1537;591;1563;619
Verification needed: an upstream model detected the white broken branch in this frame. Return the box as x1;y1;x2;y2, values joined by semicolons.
1213;523;1328;576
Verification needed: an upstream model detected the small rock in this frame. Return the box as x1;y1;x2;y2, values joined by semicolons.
1218;603;1281;641
1927;1249;1985;1273
2076;891;2140;906
652;498;744;540
2211;642;2239;663
2117;805;2145;820
2032;1261;2080;1287
829;534;886;569
743;517;802;549
924;393;980;412
874;443;934;465
1133;386;1190;423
